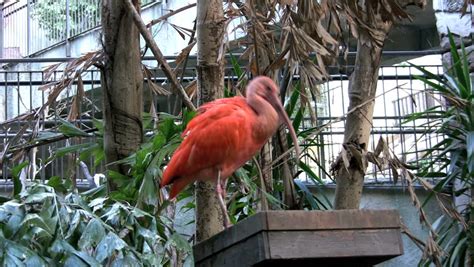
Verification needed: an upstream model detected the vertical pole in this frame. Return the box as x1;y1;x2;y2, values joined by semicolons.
0;2;4;58
65;0;71;57
26;0;31;55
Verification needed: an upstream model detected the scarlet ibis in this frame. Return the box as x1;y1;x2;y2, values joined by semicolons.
160;76;300;227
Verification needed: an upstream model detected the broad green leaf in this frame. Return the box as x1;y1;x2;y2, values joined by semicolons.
167;233;191;253
47;176;68;193
88;197;108;213
12;161;29;196
50;240;100;266
65;210;82;239
95;233;127;263
63;255;88;267
24;192;54;204
78;218;106;250
20;213;55;236
58;119;90;137
92;118;104;135
51;143;93;159
24;254;48;266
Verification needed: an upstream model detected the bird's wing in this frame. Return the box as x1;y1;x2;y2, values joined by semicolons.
161;97;255;187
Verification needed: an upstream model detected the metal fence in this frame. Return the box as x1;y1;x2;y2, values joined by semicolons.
1;0;159;57
306;63;445;184
0;56;445;189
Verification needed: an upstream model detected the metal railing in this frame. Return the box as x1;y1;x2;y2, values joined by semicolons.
0;56;445;189
1;0;159;57
305;63;445;184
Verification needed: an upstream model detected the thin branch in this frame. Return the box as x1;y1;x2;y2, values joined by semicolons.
146;3;197;28
124;0;196;111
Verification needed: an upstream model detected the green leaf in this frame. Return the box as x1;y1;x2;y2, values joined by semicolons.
152;132;166;150
24;192;55;204
107;171;131;187
466;132;474;173
167;233;191;253
64;210;82;239
229;52;244;80
78;219;106;250
298;161;324;184
92;118;104;135
285;84;300;116
52;143;94;159
95;233;127;263
182;108;196;128
50;239;100;266
12;161;29;196
47;176;68;193
294;180;320;210
159;117;178;141
449;236;467;267
20;213;55;236
447;31;468;94
63;255;89;267
58;119;90;137
88;197;108;213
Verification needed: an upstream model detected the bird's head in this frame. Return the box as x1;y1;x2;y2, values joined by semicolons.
247;76;301;158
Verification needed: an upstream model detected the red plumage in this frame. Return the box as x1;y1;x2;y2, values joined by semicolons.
160;97;265;198
159;76;299;227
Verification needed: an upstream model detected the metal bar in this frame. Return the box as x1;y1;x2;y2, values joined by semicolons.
26;0;31;55
0;2;4;59
0;50;447;63
66;0;71;57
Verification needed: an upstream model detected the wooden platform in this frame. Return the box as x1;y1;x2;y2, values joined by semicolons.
194;210;403;267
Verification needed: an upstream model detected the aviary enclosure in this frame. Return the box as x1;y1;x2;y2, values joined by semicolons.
0;0;472;266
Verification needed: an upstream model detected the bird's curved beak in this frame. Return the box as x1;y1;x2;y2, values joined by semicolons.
269;94;301;159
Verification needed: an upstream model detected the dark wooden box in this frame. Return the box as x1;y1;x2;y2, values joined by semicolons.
194;210;403;267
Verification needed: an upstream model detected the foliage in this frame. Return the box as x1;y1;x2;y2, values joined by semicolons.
0;183;192;266
0;110;197;266
32;0;100;40
403;32;473;266
31;0;156;41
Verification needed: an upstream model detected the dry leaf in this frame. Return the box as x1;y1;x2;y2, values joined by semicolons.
67;76;85;121
185;80;197;100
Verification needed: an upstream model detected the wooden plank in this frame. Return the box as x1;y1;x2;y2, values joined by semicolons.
267;229;403;259
193;212;267;262
195;231;268;267
194;210;404;266
264;210;401;230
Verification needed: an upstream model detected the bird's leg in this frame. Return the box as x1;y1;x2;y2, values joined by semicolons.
216;170;231;228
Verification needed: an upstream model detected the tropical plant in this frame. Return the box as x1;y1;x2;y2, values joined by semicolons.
0;108;197;265
403;32;473;266
0;182;195;266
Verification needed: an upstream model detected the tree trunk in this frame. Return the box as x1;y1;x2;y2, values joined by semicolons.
332;24;391;209
195;0;225;242
101;0;143;191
